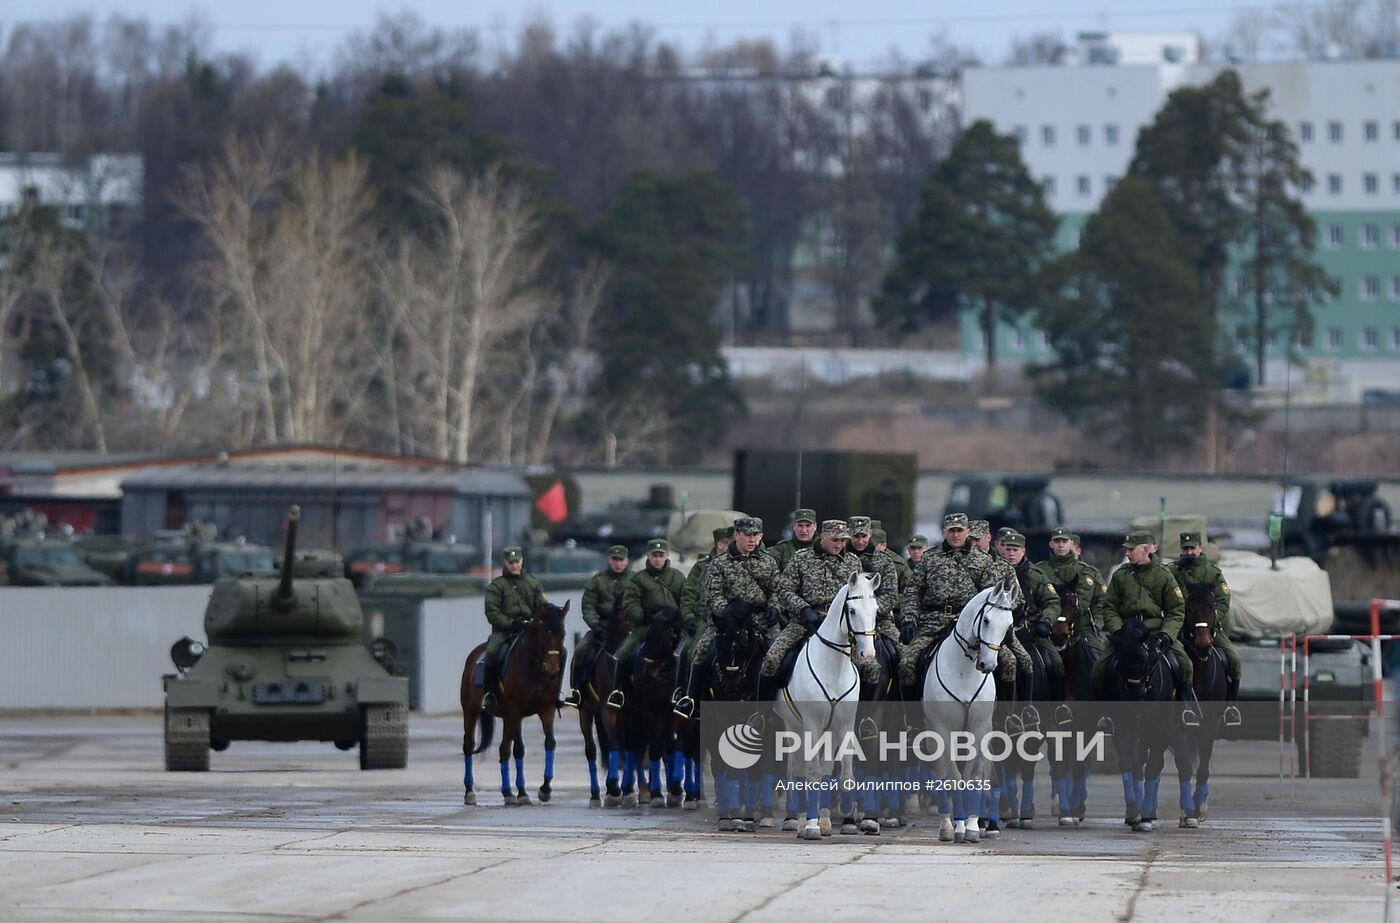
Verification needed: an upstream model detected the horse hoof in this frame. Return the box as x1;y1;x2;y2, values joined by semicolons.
859;819;880;835
800;824;822;841
879;817;901;828
464;791;477;806
1133;820;1154;833
516;793;532;806
782;817;800;831
604;795;621;808
759;816;775;829
666;794;681;809
1018;818;1034;830
740;819;756;833
954;828;966;844
965;826;980;844
622;794;636;808
1059;816;1076;826
589;796;601;808
984;821;1000;837
717;817;733;832
638;790;651;805
819;818;832;837
682;799;698;812
538;789;551;804
1182;816;1199;829
839;821;859;836
939;819;955;842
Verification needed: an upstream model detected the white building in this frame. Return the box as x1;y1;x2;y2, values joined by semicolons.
0;153;143;230
962;33;1400;393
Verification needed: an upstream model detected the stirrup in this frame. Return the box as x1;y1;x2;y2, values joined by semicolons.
1054;704;1073;727
1096;716;1115;735
606;689;625;710
670;687;683;705
673;696;695;719
1223;704;1242;727
1004;713;1024;736
1020;705;1041;732
562;689;582;709
857;716;879;741
482;691;497;711
1180;706;1200;728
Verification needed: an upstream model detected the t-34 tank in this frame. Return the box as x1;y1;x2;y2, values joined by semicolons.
163;505;409;771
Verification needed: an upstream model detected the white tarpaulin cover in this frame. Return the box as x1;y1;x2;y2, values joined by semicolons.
1218;549;1334;637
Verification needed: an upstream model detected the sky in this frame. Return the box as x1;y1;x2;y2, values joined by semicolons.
2;0;1270;71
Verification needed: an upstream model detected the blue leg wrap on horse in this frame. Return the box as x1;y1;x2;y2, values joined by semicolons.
588;760;599;795
987;785;1002;822
607;750;620;781
726;778;742;812
938;790;952;815
1020;778;1035;816
1055;776;1070;814
621;752;635;789
760;773;775;808
1178;779;1194;813
1072;771;1088;811
1120;772;1137;812
684;758;697;795
499;761;511;795
1194;783;1209;811
464;756;474;789
1143;777;1161;815
514;757;525;791
651;759;662;795
544;750;555;782
1132;777;1145;809
951;788;966;822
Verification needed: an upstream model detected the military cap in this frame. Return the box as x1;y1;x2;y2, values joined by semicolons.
712;526;733;542
906;533;929;548
647;538;670;553
1069;532;1082;545
869;519;883;531
821;519;850;539
994;526;1016;542
872;529;887;544
1001;530;1027;548
1122;530;1155;549
502;546;524;562
733;516;763;535
1049;526;1073;540
969;520;990;539
848;516;873;535
792;508;817;524
943;512;969;530
1179;531;1204;548
608;544;628;558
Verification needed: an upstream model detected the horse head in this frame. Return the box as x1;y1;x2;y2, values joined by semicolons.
1050;578;1081;650
959;579;1016;674
526;598;569;678
838;571;879;665
1112;617;1157;697
713;597;761;699
641;605;682;680
1183;581;1218;659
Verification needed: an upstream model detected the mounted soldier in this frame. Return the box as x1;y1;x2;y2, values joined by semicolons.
673;517;779;719
1092;531;1200;727
996;529;1063;727
1167;530;1242;727
970;520;994;554
672;526;732;705
761;519;862;683
845;517;900;685
1033;527;1107;660
612;539;686;710
770;509;817;574
563;545;631;710
482;546;547;711
898;513;1000;692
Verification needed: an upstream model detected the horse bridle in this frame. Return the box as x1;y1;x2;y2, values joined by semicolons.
813;587;879;656
953;595;1009;663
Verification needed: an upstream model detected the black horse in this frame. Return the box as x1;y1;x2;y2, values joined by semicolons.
1177;581;1228;828
1047;580;1098;825
1102;617;1186;832
621;606;685;807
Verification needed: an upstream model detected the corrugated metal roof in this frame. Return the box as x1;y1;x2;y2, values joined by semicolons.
121;462;531;496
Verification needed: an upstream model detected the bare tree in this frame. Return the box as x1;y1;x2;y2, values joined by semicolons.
30;239;108;451
528;259;608;464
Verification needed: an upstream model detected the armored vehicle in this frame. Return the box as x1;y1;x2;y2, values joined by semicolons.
0;518;113;587
163;505;409;771
553;484;679;558
1273;478;1397;562
75;534;136;580
344;539;482;588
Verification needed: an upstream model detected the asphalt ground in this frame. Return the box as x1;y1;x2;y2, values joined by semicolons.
0;714;1389;922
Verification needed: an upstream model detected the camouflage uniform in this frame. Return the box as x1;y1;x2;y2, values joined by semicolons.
898;515;1000;688
690;523;781;671
846;518;900;683
763;521;861;676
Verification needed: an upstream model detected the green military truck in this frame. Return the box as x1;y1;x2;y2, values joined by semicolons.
733;450;916;547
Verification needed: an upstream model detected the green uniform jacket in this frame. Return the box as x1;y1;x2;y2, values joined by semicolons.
1102;561;1185;638
581;569;630;632
624;563;687;631
681;554;713;634
884;551;913;603
770;537;815;574
1033;553;1106;636
485;573;546;635
1167;556;1231;629
1012;559;1060;627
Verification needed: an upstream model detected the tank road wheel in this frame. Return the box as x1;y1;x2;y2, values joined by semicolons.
359;703;409;770
164;707;211;772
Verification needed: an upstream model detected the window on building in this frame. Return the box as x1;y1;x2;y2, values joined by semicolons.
1392;224;1400;248
1077;124;1090;146
1077;175;1091;196
1104;175;1118;193
1329;275;1344;300
1300;121;1313;142
1034;330;1049;351
1328;173;1343;194
1295;328;1314;349
1362;275;1380;300
1365;173;1379;194
1010;327;1026;352
1014;125;1028;144
1265;329;1278;351
1392;328;1400;351
1395;120;1400;141
1104;124;1119;145
1329;120;1343;142
1327;224;1344;248
1365;120;1379;141
1393;173;1400;195
1300;174;1315;193
1326;327;1343;350
1363;327;1380;352
1364;224;1380;248
1042;125;1056;146
1391;276;1400;301
1042;176;1057;196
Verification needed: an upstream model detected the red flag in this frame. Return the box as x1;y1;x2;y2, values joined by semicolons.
535;480;568;524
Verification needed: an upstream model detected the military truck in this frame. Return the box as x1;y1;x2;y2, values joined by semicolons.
733;450;916;547
552;484;679;558
75;534;136;580
0;519;114;587
163;505;409;771
1273;478;1397;562
344;538;483;588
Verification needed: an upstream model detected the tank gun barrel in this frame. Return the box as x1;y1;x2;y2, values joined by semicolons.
277;505;300;602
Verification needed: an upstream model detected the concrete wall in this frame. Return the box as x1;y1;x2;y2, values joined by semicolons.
0;587;211;709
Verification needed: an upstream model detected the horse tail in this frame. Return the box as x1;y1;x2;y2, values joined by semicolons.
473;710;496;755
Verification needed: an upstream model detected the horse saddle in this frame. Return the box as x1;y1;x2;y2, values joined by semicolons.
474;635;521;688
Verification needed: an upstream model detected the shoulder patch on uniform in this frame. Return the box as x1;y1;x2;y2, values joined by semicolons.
1220;581;1230;593
1174;586;1183;598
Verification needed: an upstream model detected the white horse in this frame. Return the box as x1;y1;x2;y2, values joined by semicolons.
775;572;879;841
921;579;1017;844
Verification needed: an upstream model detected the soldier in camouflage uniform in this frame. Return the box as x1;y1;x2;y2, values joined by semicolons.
563;544;631;709
1092;531;1200;726
769;509;817;574
483;546;547;710
761;519;861;679
672;527;732;704
898;513;1001;689
1167;530;1242;726
970;520;994;553
673;517;779;719
877;530;913;601
845;517;900;684
611;538;686;709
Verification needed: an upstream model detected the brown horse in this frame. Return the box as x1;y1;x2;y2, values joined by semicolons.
579;596;628;807
460;600;569;806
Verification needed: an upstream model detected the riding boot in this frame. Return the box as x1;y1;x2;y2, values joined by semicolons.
562;647;587;709
482;658;500;712
1016;665;1041;731
1224;674;1242;727
608;664;629;710
995;676;1023;736
1175;668;1200;728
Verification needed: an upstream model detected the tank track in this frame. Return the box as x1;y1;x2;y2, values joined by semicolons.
164;707;211;771
359;703;408;770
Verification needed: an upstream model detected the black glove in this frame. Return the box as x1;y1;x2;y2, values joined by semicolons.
1034;620;1052;639
1153;631;1174;652
766;605;783;626
899;618;917;645
800;606;823;630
